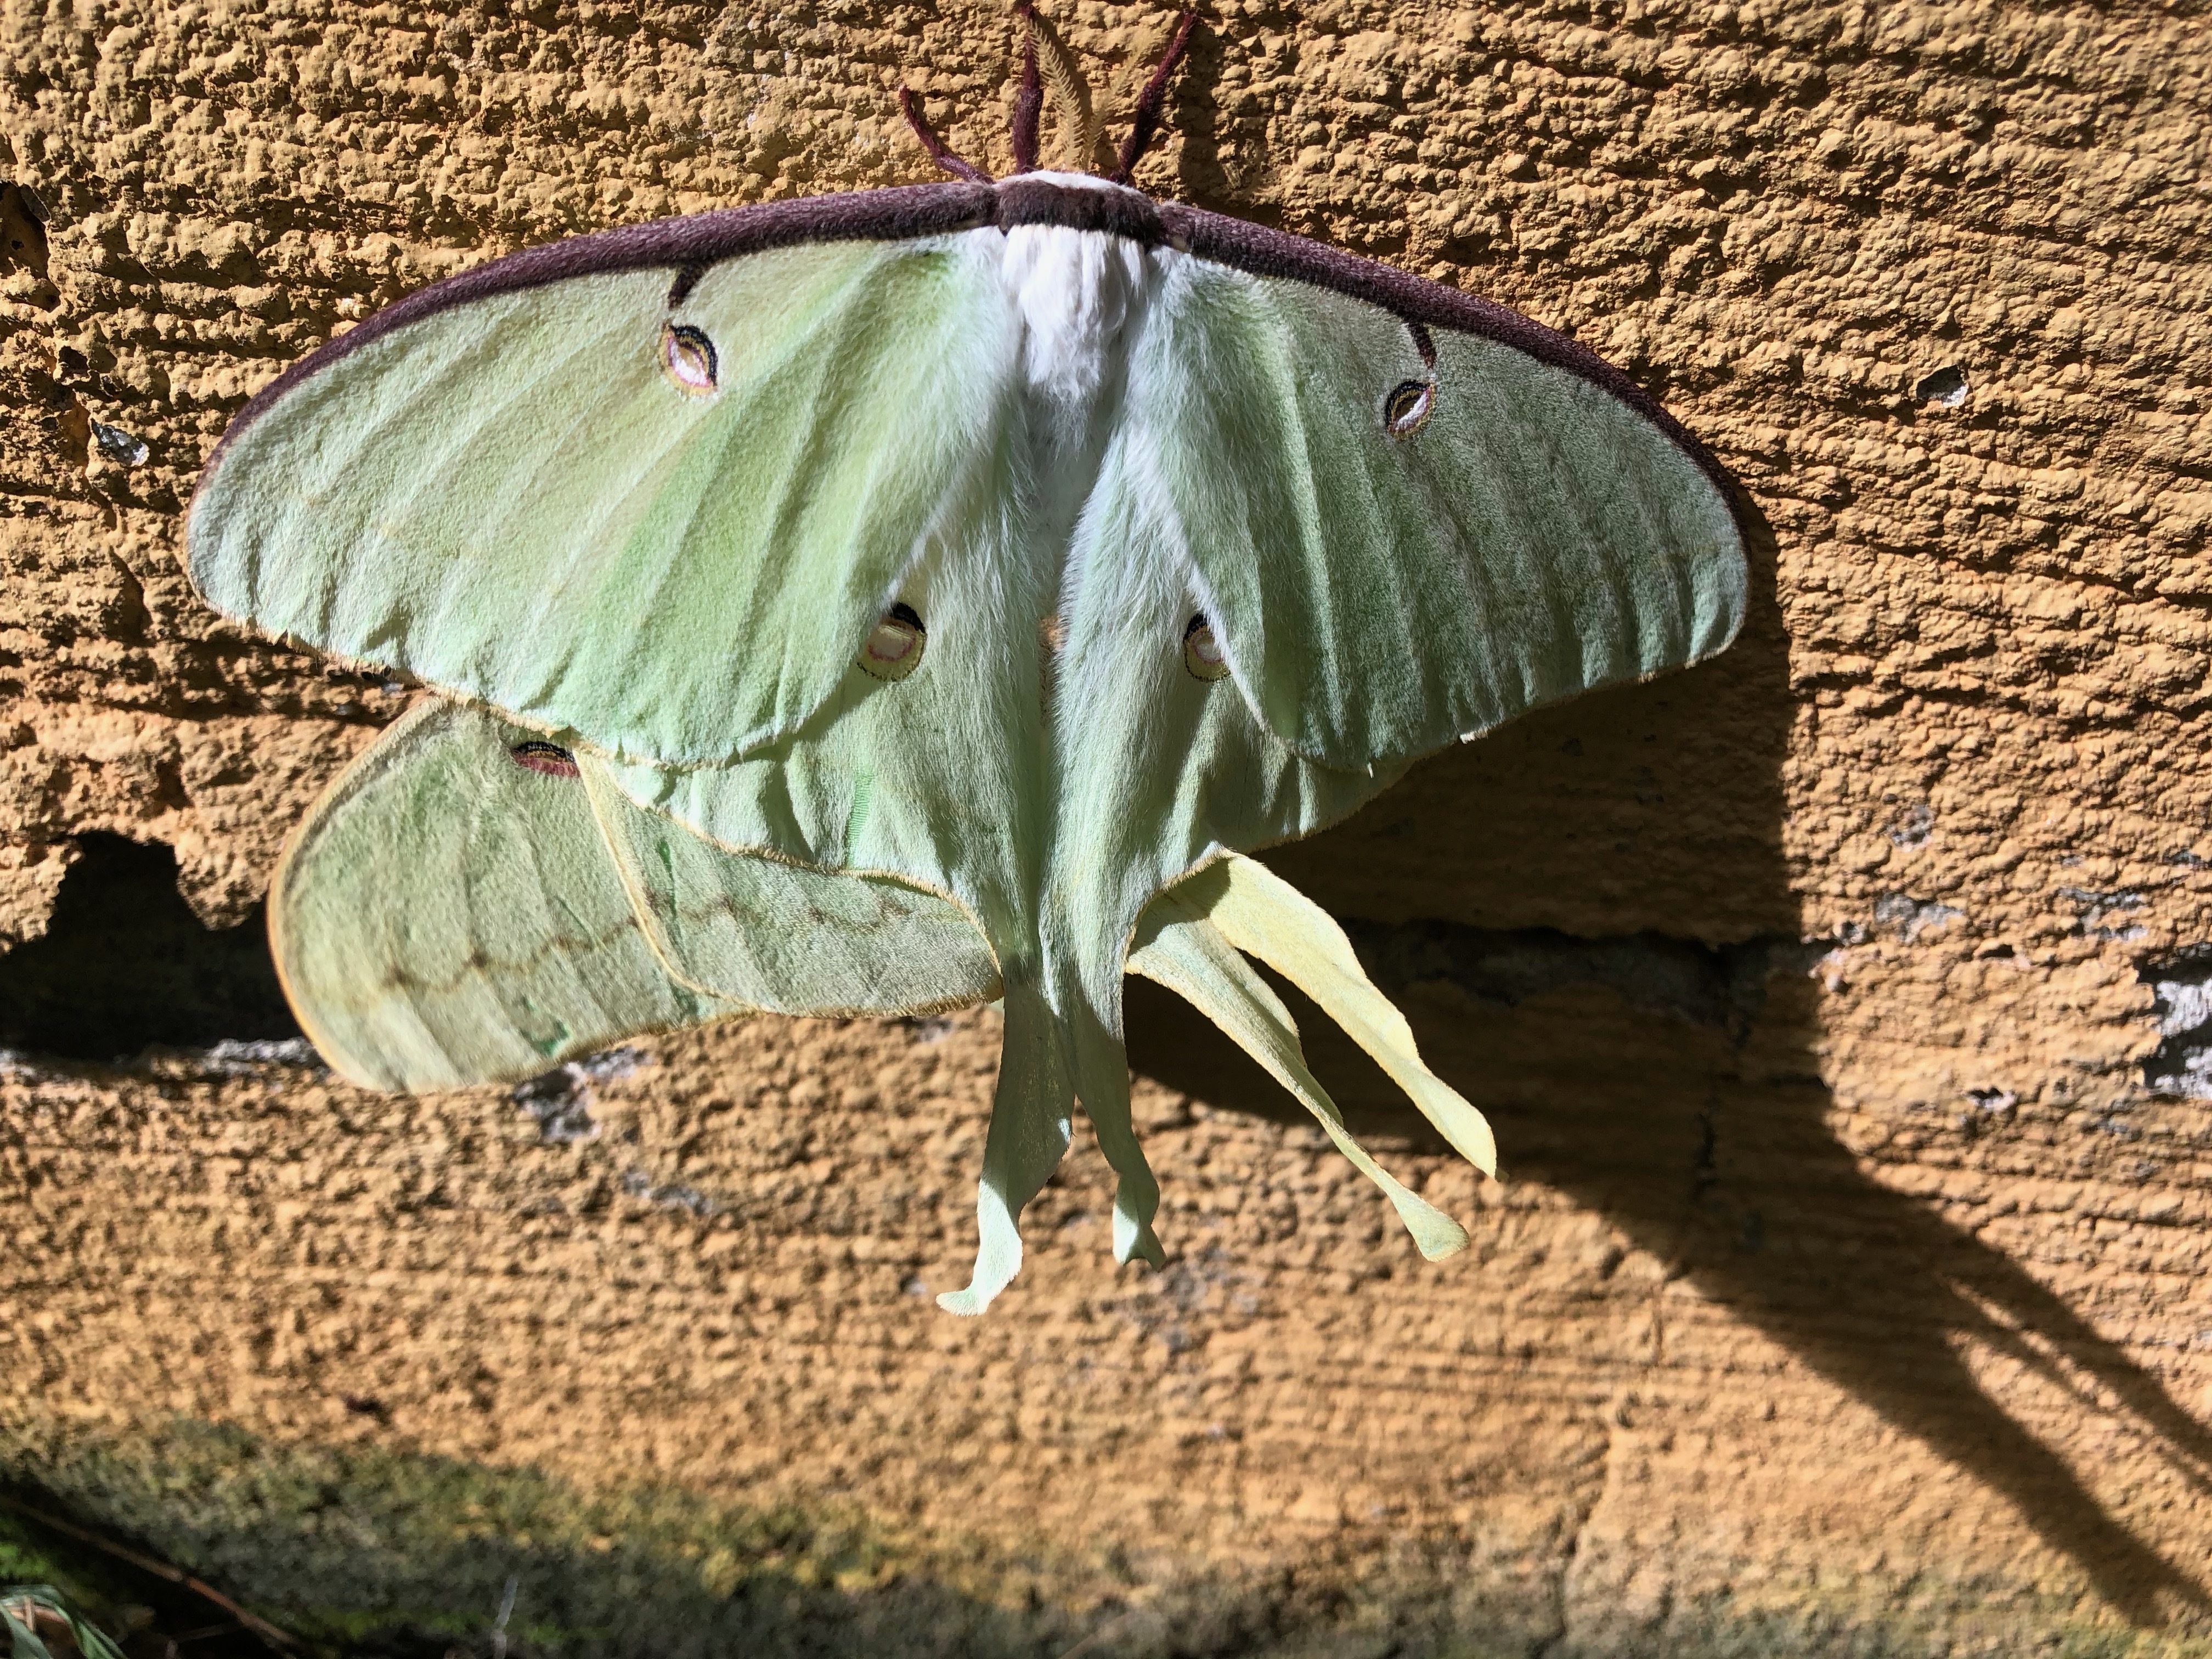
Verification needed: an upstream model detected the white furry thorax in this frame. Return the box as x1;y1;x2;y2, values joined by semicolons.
997;173;1152;419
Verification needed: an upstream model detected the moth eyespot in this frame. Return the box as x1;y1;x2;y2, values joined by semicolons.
661;323;718;396
510;741;580;778
1383;379;1435;437
1182;613;1230;682
859;602;926;681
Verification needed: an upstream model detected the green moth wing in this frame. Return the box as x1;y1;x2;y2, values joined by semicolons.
575;754;1000;1017
189;219;1023;766
1127;883;1472;1262
1160;853;1496;1177
1105;254;1747;772
273;697;1001;1093
570;462;1099;1313
270;698;745;1092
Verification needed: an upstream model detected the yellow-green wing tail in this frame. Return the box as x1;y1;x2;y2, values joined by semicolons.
1128;886;1472;1261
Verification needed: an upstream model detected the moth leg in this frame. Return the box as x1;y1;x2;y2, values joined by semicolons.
936;980;1075;1315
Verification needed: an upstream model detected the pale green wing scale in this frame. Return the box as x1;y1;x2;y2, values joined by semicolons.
190;216;1024;767
1108;256;1748;772
575;755;1000;1017
273;698;1002;1093
269;698;746;1092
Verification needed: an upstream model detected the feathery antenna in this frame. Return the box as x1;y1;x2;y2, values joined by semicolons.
1011;3;1045;172
1023;2;1103;171
899;86;994;183
1111;9;1198;183
902;5;1195;184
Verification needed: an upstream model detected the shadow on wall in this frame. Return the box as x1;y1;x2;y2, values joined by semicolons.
9;1417;2196;1659
1149;30;2212;1628
0;1447;1089;1659
2;520;2203;1641
0;833;300;1060
1130;505;2212;1630
11;1429;1904;1659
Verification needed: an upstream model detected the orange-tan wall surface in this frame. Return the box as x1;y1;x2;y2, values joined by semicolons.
3;2;2210;1655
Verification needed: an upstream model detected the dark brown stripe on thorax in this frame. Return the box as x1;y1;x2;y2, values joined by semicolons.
992;178;1170;246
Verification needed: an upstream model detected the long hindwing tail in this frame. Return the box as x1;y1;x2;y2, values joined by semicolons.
937;982;1076;1316
1128;883;1472;1261
1060;978;1167;1271
1197;853;1496;1174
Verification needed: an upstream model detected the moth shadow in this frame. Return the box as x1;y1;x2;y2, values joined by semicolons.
1164;18;1280;225
1125;507;2212;1628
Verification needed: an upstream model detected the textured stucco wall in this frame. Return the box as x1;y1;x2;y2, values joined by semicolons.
3;1;2210;1655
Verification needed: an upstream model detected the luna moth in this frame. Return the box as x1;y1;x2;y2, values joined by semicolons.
186;11;1748;1313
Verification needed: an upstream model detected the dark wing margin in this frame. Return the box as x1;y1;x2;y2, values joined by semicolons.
1152;200;1743;514
206;174;1737;509
205;181;998;469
